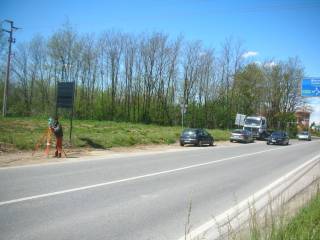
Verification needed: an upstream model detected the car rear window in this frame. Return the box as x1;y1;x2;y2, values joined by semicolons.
182;130;197;137
232;130;243;134
271;131;283;137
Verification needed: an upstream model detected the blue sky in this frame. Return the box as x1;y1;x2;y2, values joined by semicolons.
1;0;320;123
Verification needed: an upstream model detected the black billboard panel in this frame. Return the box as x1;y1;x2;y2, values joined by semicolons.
57;82;75;108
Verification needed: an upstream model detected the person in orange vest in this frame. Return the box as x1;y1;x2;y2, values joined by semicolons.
51;117;63;158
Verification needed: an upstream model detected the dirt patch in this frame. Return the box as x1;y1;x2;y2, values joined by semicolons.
0;143;180;167
0;140;250;168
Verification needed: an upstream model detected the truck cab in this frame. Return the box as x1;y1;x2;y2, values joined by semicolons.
243;116;267;139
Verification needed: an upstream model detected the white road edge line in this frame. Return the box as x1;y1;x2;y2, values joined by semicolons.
178;153;320;240
0;144;311;207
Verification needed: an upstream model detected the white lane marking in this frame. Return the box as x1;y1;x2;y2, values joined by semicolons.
0;142;314;207
178;153;320;240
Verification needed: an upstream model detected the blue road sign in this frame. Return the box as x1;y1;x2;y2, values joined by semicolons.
301;78;320;97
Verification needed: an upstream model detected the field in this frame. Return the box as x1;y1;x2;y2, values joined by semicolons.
0;117;230;151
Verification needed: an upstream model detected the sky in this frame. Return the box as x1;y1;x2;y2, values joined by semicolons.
1;0;320;123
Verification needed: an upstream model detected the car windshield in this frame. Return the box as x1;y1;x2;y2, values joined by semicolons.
232;130;244;134
300;132;309;135
271;131;283;137
244;118;261;126
182;129;197;137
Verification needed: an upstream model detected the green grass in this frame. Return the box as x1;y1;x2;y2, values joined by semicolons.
0;117;230;150
278;192;320;240
243;192;320;240
311;130;320;137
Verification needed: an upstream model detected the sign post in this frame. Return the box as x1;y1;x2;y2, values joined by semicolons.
235;113;246;128
56;82;75;143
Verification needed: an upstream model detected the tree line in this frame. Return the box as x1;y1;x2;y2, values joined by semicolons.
0;23;304;129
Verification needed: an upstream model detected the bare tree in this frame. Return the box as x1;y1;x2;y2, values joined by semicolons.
5;25;304;129
100;31;123;120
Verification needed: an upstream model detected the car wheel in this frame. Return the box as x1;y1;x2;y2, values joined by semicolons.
198;140;202;147
180;142;184;146
267;142;270;145
209;140;214;146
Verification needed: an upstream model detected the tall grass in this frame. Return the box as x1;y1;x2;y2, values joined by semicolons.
226;187;320;240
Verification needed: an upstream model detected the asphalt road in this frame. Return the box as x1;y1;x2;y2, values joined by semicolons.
0;139;319;240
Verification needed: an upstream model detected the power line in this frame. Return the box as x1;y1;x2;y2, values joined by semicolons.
1;19;21;117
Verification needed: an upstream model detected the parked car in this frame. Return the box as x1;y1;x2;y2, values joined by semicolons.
180;128;214;147
267;131;289;145
297;131;311;141
230;129;254;143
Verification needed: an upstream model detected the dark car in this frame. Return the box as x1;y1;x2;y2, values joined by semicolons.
230;129;254;143
267;131;289;145
180;128;214;147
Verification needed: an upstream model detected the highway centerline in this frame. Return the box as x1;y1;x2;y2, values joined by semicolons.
0;142;313;207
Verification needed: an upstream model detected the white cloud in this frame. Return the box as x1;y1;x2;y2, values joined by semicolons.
242;51;259;58
199;51;207;57
264;61;277;67
309;98;320;125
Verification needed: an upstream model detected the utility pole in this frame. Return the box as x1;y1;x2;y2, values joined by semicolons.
2;20;20;117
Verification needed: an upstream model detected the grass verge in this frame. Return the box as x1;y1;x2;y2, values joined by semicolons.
0;117;230;151
238;188;320;240
278;191;320;239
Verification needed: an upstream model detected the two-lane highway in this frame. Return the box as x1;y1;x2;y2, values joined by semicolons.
0;140;319;240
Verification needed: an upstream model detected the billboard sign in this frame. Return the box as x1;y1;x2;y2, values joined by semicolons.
57;82;75;108
235;113;246;126
301;78;320;97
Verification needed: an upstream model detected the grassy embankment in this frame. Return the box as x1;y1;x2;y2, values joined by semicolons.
0;117;230;150
243;191;320;240
279;192;320;240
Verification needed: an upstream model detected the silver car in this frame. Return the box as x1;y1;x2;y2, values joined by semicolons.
230;129;254;143
297;131;311;141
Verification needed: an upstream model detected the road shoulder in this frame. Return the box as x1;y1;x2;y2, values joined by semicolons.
0;140;247;168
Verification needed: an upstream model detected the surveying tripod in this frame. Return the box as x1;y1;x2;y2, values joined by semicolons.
32;127;67;158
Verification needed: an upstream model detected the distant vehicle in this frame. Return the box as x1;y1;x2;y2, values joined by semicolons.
243;115;268;139
297;131;311;141
230;129;254;143
180;128;214;147
267;131;289;145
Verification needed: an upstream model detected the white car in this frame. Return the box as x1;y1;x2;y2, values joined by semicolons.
297;131;311;141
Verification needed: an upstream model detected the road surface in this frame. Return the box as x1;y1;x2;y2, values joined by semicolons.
0;139;319;240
